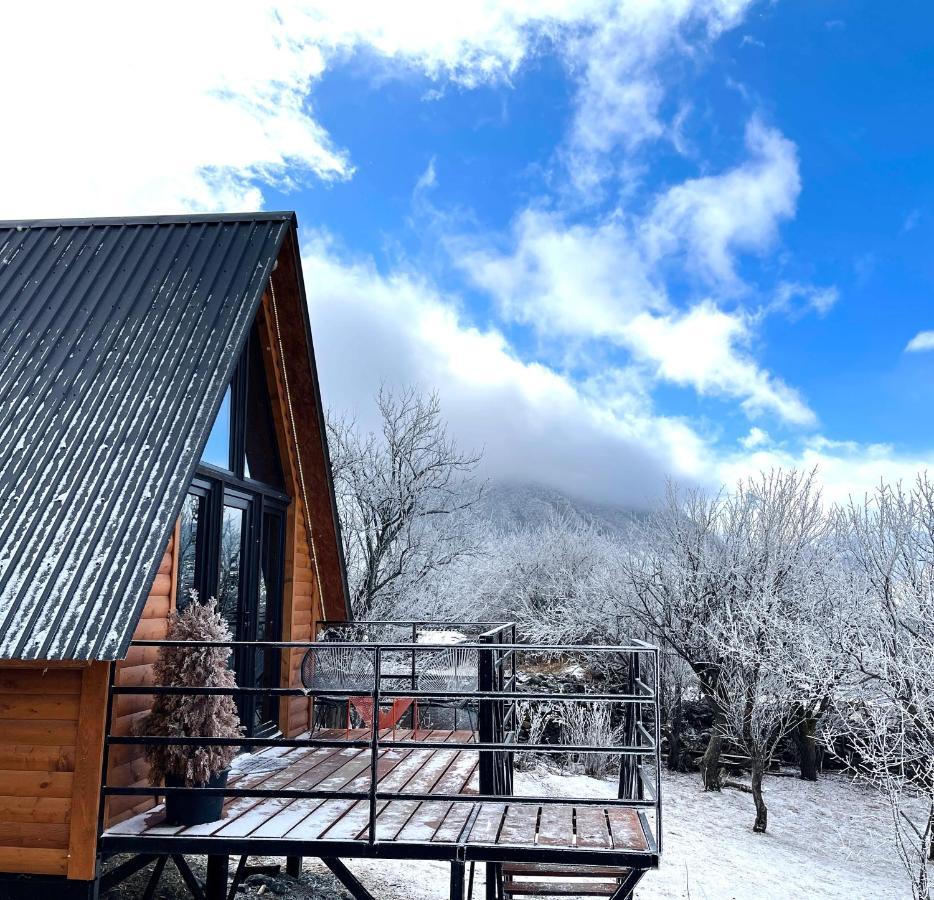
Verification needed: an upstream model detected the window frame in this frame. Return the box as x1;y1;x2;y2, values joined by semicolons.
177;319;293;736
180;467;290;735
203;325;285;490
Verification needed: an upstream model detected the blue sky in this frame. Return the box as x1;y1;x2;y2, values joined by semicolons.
4;1;934;504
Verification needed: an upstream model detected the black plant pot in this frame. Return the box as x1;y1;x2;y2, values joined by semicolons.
164;769;229;826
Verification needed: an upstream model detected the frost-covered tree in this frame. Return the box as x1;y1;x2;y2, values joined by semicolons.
470;514;625;645
824;477;934;899
328;386;482;619
624;469;841;831
622;479;734;790
142;596;243;786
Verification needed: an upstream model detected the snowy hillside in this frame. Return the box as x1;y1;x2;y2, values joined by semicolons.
476;480;644;535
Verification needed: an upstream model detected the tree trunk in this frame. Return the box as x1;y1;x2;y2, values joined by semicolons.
699;730;723;791
666;694;684;772
928;805;934;861
750;758;768;833
791;716;819;781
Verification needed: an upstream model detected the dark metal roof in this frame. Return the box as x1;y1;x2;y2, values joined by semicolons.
0;212;292;659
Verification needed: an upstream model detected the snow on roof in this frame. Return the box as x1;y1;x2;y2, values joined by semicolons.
0;214;291;659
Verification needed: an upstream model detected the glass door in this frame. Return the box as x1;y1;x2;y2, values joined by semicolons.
254;508;285;733
175;479;286;737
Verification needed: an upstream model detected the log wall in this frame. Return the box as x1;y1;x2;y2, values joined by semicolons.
0;660;109;881
256;291;324;737
105;524;179;826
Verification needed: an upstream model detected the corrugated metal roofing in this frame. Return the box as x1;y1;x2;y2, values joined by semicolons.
0;212;292;659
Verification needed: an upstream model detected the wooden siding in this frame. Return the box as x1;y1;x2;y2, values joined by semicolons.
283;506;320;735
255;291;323;736
266;229;349;622
105;524;179;827
0;659;110;880
0;665;82;877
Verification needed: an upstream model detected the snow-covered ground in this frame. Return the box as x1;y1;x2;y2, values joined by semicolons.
334;767;917;900
515;767;915;900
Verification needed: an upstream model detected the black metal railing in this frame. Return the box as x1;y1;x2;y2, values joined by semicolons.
99;623;661;869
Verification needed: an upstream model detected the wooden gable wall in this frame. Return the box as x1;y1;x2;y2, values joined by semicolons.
255;291;324;736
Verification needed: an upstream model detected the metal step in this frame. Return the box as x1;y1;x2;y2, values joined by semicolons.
502;863;630;897
502;864;629;878
503;881;619;897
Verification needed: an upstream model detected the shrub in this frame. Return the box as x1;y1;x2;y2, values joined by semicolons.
560;702;623;779
142;594;243;786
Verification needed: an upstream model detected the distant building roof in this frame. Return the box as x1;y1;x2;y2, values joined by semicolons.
0;212;294;659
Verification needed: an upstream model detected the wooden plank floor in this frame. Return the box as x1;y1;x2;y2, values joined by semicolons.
102;729;649;855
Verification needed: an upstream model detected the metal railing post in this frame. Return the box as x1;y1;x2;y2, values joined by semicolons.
477;632;501;900
368;646;381;844
654;646;663;852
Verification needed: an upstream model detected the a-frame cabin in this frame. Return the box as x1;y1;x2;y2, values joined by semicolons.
0;212;662;900
0;212;349;896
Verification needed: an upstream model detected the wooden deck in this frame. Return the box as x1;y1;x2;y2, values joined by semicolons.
100;729;652;865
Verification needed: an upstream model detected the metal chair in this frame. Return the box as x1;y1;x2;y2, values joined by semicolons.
416;647;479;730
301;644;414;732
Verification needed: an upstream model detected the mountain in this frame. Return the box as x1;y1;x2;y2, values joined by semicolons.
474;480;644;536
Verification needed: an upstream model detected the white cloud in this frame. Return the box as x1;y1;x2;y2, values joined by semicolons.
564;0;753;192
772;281;840;318
302;232;710;506
414;158;438;193
461;209;667;339
717;435;934;505
902;209;921;233
643;118;800;286
459;123;816;429
625;303;816;425
740;426;769;449
1;4;347;217
0;0;621;218
905;331;934;353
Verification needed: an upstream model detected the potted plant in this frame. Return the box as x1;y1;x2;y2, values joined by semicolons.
142;594;243;825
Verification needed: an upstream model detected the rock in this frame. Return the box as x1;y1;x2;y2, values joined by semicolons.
244;873;288;895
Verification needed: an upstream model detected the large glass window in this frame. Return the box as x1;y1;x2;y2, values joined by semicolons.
201;323;285;490
218;504;245;635
181;318;290;736
176;492;203;608
202;387;232;470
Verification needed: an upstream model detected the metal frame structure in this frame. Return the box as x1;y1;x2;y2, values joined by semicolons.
98;623;661;900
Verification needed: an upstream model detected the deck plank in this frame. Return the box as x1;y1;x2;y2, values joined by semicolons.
183;745;343;838
606;808;649;851
365;742;462;841
498;803;540;846
431;800;474;843
312;745;434;840
322;738;448;842
396;751;479;842
537;803;575;847
249;748;378;839
210;746;366;839
467;802;507;844
574;806;612;849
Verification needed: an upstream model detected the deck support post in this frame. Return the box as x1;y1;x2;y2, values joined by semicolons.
321;857;376;900
205;854;228;900
449;859;465;899
286;855;303;877
609;868;645;899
